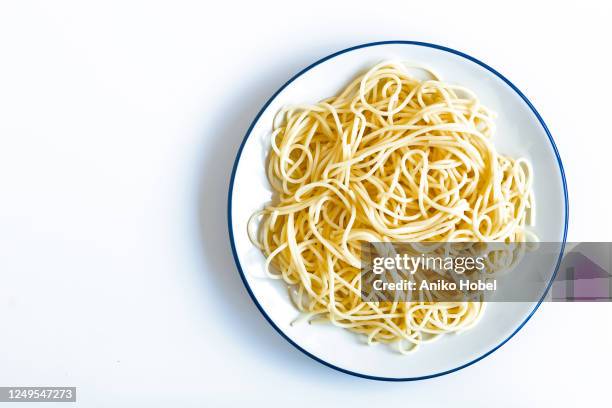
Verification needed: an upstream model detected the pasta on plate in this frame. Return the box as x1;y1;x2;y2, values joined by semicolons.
248;61;535;353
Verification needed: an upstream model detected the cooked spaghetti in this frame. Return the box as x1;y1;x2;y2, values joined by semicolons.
248;61;535;353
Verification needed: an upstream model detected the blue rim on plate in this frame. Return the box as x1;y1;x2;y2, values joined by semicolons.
227;41;569;381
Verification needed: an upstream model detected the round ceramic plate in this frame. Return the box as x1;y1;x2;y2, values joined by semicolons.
228;41;568;380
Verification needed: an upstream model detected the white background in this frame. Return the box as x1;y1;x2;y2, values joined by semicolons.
0;1;610;406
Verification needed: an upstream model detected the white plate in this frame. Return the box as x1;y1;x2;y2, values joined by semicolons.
228;41;568;380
